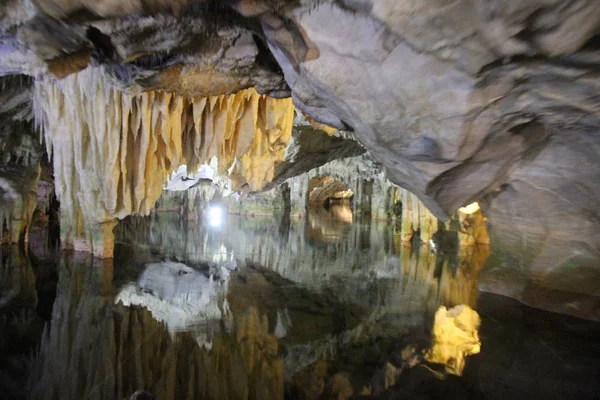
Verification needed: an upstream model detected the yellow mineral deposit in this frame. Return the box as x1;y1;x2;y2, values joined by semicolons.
398;241;485;309
302;113;338;136
33;67;293;257
439;244;490;307
457;202;490;246
458;202;480;214
425;305;481;376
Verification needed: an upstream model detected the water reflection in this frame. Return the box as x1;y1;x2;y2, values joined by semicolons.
1;211;600;399
116;260;229;334
22;212;488;399
305;205;353;244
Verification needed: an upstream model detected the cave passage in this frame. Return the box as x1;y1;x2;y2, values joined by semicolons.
1;0;599;398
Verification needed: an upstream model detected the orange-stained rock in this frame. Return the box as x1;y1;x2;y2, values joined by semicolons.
34;67;294;257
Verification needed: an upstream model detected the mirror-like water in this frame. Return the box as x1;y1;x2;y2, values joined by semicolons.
1;208;600;399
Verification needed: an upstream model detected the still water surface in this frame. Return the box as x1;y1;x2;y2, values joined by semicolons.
1;208;600;399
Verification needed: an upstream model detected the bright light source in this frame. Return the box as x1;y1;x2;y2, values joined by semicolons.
207;206;223;227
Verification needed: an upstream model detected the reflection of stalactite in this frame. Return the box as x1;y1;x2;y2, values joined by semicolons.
0;164;40;244
28;255;284;400
425;305;481;376
399;242;489;309
305;206;353;244
439;244;490;307
33;67;294;257
0;245;37;310
0;246;41;400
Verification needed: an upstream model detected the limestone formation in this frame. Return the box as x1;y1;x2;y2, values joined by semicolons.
456;203;490;246
0;75;42;244
228;154;450;243
399;189;439;243
34;67;293;257
232;0;600;268
425;305;481;376
0;0;596;321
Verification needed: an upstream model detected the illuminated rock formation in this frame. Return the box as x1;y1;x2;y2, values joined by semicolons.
307;176;353;206
33;67;293;257
425;305;481;376
456;203;490;246
227;153;488;245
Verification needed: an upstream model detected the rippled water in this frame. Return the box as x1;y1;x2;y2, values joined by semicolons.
1;208;599;399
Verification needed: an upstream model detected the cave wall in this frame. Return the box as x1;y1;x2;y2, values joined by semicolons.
230;0;600;269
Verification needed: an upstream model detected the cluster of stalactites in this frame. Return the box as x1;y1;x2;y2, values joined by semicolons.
0;165;40;244
33;67;294;233
394;188;489;246
398;189;439;243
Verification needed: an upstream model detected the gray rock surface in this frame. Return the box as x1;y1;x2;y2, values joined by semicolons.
239;0;600;261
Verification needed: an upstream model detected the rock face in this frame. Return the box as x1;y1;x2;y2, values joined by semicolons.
0;1;289;96
233;0;600;261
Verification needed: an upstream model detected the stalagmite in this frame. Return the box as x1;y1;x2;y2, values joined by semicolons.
33;67;294;257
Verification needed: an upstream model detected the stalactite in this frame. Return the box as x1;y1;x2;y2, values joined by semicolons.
400;189;438;243
33;67;294;257
0;164;40;244
424;305;481;376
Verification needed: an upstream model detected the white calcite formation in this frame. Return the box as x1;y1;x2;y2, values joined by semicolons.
33;67;294;257
115;261;232;338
